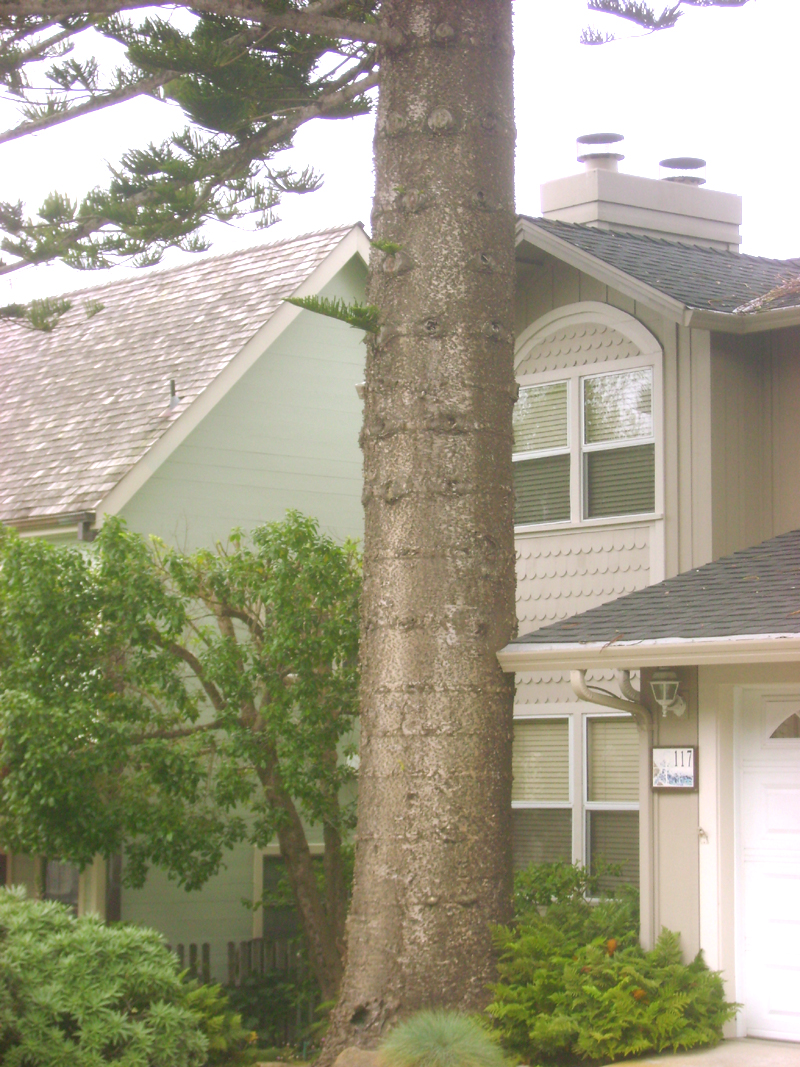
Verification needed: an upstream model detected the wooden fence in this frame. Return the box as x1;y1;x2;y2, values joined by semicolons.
168;937;318;1045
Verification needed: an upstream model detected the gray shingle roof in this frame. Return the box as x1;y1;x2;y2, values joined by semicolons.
521;216;800;313
0;226;355;524
511;528;800;646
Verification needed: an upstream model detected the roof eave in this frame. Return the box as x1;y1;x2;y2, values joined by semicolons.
497;632;800;672
515;218;800;335
516;217;688;324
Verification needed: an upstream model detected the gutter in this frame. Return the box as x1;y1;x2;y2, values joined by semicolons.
3;511;97;541
497;632;800;672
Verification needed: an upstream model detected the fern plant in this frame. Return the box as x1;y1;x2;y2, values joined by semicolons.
486;867;737;1065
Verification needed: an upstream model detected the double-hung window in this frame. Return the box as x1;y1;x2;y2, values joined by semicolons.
513;365;656;527
512;712;640;889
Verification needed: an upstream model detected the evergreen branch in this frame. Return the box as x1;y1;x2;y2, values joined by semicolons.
0;295;71;329
585;0;751;37
0;67;379;275
0;69;176;144
128;718;227;744
286;294;379;333
0;2;403;47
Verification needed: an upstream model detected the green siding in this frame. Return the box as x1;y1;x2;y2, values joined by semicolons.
116;255;365;961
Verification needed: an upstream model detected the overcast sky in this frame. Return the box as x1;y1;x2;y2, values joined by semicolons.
1;0;796;306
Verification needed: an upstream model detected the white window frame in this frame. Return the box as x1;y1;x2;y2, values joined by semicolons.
511;706;640;878
514;352;663;533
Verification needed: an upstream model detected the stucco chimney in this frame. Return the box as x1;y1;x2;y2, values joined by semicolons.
540;135;742;252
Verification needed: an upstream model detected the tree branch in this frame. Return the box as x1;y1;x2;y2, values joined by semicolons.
0;70;176;145
129;718;226;744
164;640;227;713
0;66;379;275
0;2;403;47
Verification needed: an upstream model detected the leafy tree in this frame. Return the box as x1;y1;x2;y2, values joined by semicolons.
0;512;361;1001
0;0;749;1054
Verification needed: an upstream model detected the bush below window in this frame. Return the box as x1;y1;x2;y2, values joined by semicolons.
487;862;736;1066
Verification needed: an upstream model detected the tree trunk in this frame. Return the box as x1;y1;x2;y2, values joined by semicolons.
323;0;516;1054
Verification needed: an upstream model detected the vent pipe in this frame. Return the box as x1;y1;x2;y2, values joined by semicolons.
659;155;706;186
577;132;624;172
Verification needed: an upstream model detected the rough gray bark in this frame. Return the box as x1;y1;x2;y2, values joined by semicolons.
323;0;517;1054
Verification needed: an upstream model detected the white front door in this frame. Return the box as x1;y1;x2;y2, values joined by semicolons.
738;690;800;1041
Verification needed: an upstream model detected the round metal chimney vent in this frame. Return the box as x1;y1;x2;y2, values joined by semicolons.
577;132;625;168
659;156;707;186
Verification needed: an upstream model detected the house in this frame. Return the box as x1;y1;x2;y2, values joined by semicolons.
501;136;800;1043
3;138;800;1035
0;223;371;977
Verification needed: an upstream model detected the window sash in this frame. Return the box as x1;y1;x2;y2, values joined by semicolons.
513;380;569;457
513;454;571;526
512;718;570;803
582;368;654;448
513;809;573;870
584;443;655;519
586;717;640;803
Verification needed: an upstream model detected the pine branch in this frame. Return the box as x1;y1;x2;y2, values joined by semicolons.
584;0;751;39
0;2;403;48
0;69;176;144
0;295;71;329
0;67;379;275
286;294;379;333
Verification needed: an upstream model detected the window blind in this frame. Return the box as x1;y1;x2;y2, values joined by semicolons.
514;455;570;525
587;717;639;802
584;368;653;444
513;809;572;870
513;381;568;454
513;719;570;802
585;443;654;518
588;810;640;889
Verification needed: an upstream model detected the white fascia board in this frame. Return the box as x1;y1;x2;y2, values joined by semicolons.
515;218;688;324
97;225;370;522
497;632;800;672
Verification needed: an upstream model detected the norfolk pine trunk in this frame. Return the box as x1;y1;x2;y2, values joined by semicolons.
324;0;517;1053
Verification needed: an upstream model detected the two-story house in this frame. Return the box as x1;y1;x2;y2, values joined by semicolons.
502;136;800;1043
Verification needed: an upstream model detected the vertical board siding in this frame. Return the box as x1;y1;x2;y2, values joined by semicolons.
770;326;800;536
710;332;773;559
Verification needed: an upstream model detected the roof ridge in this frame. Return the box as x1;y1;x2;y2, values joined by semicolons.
9;223;362;306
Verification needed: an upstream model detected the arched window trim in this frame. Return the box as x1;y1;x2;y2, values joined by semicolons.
513;302;664;532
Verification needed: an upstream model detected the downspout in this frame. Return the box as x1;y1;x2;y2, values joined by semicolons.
570;669;656;950
570;669;652;736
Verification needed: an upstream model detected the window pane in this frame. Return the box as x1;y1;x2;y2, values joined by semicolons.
513;381;568;454
585;443;655;518
584;368;653;445
514;455;570;525
262;856;300;940
513;809;572;870
588;810;639;890
771;712;800;739
587;718;639;802
44;860;80;913
513;719;570;802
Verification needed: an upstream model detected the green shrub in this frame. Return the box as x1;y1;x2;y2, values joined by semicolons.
0;887;208;1066
487;863;736;1065
182;980;258;1065
380;1011;508;1067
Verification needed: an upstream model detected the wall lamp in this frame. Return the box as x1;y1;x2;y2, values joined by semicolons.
649;671;687;718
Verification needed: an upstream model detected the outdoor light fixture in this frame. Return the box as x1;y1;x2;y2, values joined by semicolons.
649;671;687;718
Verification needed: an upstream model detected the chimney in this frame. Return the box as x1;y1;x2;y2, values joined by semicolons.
540;134;742;252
